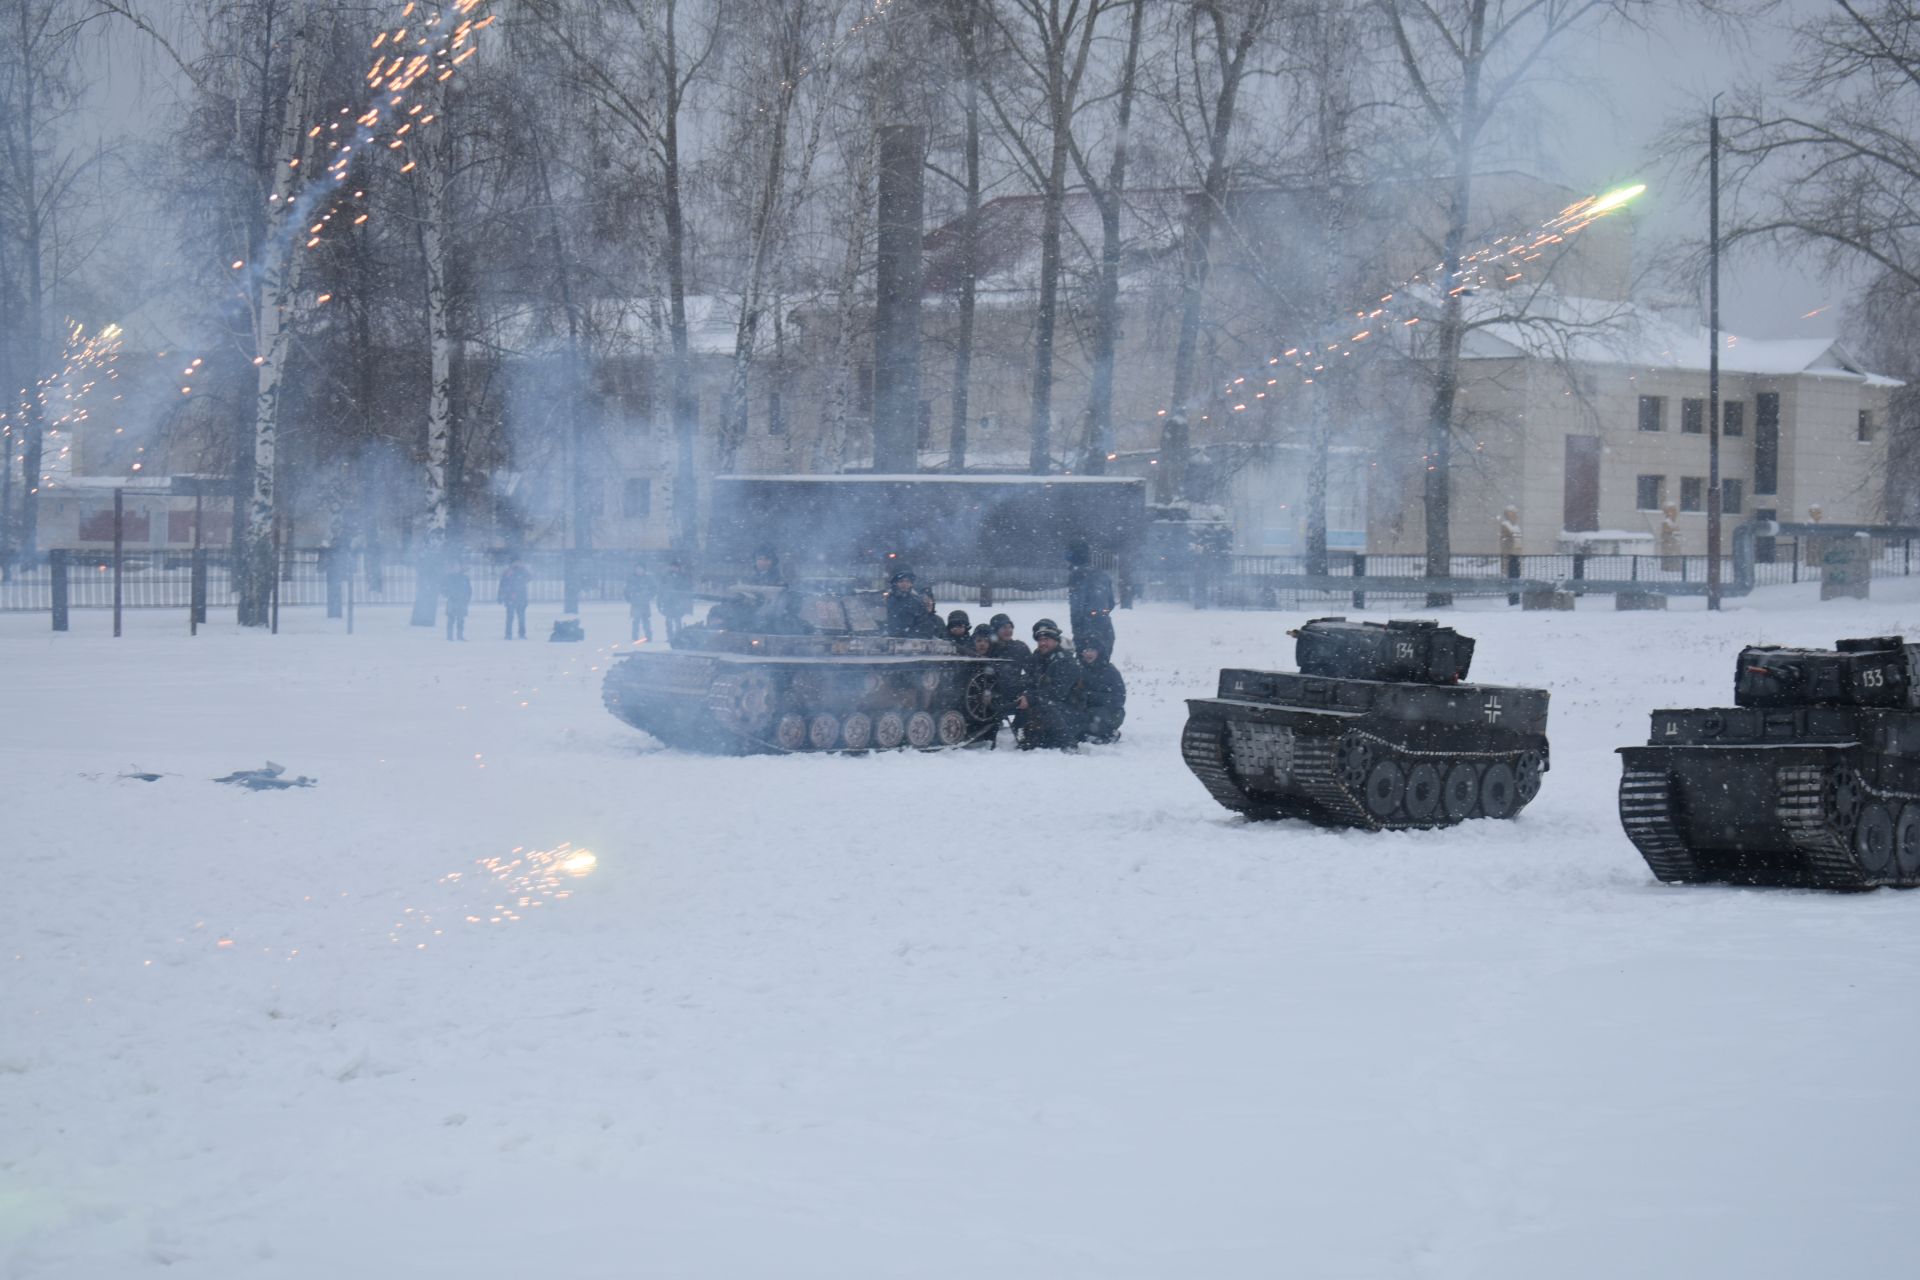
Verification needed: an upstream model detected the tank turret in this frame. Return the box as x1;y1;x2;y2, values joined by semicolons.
1180;618;1549;829
603;583;1006;753
1618;634;1920;889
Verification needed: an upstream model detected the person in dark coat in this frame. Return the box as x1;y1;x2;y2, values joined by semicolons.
624;563;656;643
749;546;784;586
1066;541;1117;659
884;568;933;637
659;559;693;644
969;622;995;657
1076;636;1126;743
986;613;1031;663
945;609;973;652
442;566;472;641
1016;618;1084;750
499;561;532;639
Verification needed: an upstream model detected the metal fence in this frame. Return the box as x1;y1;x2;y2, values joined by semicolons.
6;528;1915;618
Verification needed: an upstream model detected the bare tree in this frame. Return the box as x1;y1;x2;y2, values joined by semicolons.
1377;0;1653;600
987;0;1113;474
1156;0;1279;504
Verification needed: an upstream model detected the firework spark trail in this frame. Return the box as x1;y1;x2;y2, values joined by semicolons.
1;323;126;492
389;842;599;948
1156;183;1649;424
236;1;494;281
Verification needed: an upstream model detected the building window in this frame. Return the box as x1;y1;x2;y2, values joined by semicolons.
623;478;651;519
1680;476;1705;511
1723;401;1744;437
1723;478;1744;515
1636;474;1665;511
1681;398;1705;434
768;392;786;437
1637;395;1665;432
1859;409;1875;442
856;364;874;416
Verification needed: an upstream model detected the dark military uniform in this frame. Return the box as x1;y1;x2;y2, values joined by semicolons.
624;567;655;642
884;577;937;637
1068;561;1117;659
1077;653;1126;743
659;563;693;644
1018;633;1084;750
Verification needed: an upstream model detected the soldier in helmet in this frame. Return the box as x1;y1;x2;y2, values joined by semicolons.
1016;618;1084;749
749;546;784;586
969;622;995;657
945;609;973;652
1076;635;1126;744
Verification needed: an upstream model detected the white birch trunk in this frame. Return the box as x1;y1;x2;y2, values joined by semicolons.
238;37;313;627
410;132;455;627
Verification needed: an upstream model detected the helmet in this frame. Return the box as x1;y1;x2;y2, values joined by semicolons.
890;566;917;585
972;623;995;640
1066;541;1091;566
1032;618;1062;640
1076;635;1103;656
990;613;1014;631
947;610;971;630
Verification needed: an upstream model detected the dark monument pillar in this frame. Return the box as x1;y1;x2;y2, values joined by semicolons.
872;124;926;475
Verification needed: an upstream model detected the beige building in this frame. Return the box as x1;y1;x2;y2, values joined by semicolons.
1367;307;1899;556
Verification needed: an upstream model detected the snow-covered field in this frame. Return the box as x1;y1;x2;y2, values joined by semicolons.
6;584;1919;1278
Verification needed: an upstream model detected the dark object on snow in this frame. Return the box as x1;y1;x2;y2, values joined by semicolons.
550;618;585;643
120;771;162;782
214;762;316;791
601;583;1010;754
1181;617;1549;829
1618;634;1920;889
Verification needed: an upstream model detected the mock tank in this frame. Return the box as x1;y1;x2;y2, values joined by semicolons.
1180;617;1550;828
1618;634;1920;888
602;583;1007;753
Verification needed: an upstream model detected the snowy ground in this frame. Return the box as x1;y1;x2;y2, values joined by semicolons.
5;583;1919;1278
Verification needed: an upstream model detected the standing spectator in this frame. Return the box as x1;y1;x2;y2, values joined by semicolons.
624;562;656;643
659;559;694;644
1015;618;1084;750
499;560;532;639
1066;541;1117;659
1076;637;1126;743
442;565;472;641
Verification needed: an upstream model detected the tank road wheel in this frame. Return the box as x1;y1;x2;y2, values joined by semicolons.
907;711;939;749
874;711;907;749
1514;751;1545;806
1403;763;1443;822
809;713;841;750
841;713;873;751
711;671;778;737
1443;762;1481;821
775;713;809;752
937;710;970;746
1336;737;1376;789
964;671;997;723
1854;802;1898;882
1896;805;1920;885
1364;760;1406;820
1479;761;1519;820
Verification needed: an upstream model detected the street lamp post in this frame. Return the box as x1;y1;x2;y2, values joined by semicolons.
1707;98;1724;611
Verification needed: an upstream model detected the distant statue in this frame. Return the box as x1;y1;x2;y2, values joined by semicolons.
1659;501;1682;570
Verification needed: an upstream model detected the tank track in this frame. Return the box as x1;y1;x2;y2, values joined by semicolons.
1184;717;1542;830
1617;768;1710;884
1618;756;1920;890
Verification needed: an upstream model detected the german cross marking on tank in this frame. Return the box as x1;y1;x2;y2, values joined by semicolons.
1483;695;1503;723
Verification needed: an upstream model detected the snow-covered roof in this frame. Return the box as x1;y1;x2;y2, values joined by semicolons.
1464;296;1904;385
717;473;1144;486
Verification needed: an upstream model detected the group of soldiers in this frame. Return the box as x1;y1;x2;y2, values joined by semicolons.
439;561;533;641
881;551;1124;751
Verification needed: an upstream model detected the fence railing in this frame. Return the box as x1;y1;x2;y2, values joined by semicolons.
6;524;1914;621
